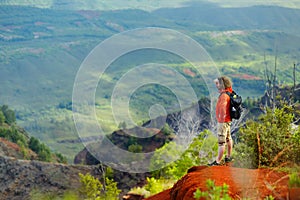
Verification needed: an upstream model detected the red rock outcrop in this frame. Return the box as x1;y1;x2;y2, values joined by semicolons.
145;166;292;200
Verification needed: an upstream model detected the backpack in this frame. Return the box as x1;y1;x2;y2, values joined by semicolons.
225;91;243;120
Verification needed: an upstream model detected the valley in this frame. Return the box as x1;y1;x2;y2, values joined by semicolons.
0;2;300;162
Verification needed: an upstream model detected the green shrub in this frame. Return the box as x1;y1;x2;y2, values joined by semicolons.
161;123;173;136
79;173;103;199
144;177;163;195
30;189;79;200
29;137;52;162
232;142;257;168
79;173;121;200
1;105;16;125
264;195;275;200
102;177;121;200
150;130;217;179
17;140;29;159
234;105;300;168
0;126;28;148
0;110;5;125
289;172;300;188
128;144;143;153
55;152;68;164
141;177;174;198
193;179;231;200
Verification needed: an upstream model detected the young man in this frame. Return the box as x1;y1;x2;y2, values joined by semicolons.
208;76;233;166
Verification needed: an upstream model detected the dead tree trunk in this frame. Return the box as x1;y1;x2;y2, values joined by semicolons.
272;48;278;111
263;50;278;112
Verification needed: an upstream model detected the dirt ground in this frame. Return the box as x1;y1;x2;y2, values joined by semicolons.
144;165;298;200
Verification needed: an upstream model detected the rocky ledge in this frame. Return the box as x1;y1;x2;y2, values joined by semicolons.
0;155;102;200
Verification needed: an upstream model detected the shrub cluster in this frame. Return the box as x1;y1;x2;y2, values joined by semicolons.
234;105;300;168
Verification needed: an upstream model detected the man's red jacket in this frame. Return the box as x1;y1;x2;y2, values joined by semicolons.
216;87;232;123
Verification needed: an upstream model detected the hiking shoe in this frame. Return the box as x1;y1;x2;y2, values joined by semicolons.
208;160;220;166
225;156;233;163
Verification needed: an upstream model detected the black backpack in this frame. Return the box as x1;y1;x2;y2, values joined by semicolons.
225;91;243;120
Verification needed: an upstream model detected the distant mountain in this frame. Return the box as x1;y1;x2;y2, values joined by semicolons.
154;5;300;34
1;0;300;10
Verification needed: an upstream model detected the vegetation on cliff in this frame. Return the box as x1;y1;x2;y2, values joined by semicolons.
0;104;67;163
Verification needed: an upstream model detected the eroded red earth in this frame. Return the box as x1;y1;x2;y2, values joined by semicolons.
144;166;296;200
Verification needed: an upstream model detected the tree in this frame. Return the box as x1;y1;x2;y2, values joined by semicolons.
37;143;51;162
290;62;299;105
263;53;299;110
1;105;16;125
28;137;40;152
0;110;5;125
28;137;52;162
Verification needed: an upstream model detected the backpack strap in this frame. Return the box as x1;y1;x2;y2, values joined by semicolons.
219;91;233;97
219;91;237;101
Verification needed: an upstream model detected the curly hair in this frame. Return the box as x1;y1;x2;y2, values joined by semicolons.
218;76;232;89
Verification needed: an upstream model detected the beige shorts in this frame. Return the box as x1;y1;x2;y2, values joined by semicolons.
217;122;232;146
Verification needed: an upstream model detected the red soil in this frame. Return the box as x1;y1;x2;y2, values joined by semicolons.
145;166;293;200
0;137;22;152
231;73;262;80
183;68;196;77
0;137;37;159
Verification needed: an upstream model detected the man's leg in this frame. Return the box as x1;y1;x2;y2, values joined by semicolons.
226;139;233;158
208;123;227;166
225;123;233;161
217;145;225;163
216;123;226;163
